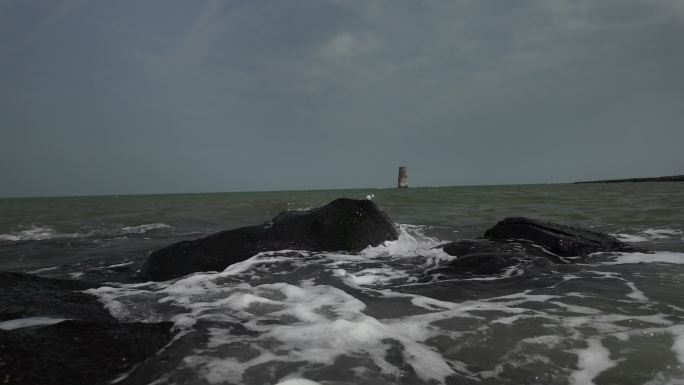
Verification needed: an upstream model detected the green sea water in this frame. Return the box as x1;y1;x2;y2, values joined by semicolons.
1;182;682;242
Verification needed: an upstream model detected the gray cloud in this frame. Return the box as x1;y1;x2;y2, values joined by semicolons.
0;0;682;197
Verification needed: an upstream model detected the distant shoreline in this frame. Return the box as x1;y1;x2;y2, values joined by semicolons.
575;175;684;184
3;177;684;199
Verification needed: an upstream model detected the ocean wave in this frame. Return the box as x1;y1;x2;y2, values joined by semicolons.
0;225;81;242
0;223;174;243
120;223;172;235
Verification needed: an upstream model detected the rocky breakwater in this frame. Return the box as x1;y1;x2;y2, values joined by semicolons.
139;198;400;281
0;272;174;385
435;217;642;276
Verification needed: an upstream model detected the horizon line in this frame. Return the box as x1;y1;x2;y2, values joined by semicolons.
0;181;572;200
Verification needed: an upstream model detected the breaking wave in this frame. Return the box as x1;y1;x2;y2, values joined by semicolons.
83;225;684;385
0;225;78;242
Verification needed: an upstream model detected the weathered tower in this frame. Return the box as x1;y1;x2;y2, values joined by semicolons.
397;166;408;188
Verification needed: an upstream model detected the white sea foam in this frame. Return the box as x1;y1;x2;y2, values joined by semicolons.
520;335;563;347
360;224;444;259
491;314;528;325
89;267;684;384
144;279;455;384
614;228;682;243
0;317;68;330
120;223;172;234
569;338;618;385
103;261;135;269
614;234;650;242
550;302;601;315
333;267;408;287
87;285;157;321
643;229;682;238
602;252;684;265
624;281;649;302
0;222;173;242
0;225;80;242
266;316;452;381
670;325;684;367
26;266;58;274
83;221;684;385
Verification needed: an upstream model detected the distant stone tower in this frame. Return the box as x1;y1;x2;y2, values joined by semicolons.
397;166;408;188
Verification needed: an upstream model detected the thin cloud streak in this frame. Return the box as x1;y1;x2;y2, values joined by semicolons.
0;0;90;64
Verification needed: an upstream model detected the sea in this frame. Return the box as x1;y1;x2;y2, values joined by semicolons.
1;183;684;385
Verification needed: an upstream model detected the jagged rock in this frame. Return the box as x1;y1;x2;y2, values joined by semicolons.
140;198;399;281
0;320;173;385
484;217;638;257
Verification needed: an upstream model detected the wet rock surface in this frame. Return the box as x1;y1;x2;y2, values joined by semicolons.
0;272;115;322
0;320;173;385
436;217;641;276
0;272;175;385
140;198;399;281
433;239;555;277
483;217;638;257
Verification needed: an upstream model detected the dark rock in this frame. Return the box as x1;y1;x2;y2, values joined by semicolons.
140;198;399;281
0;320;173;385
441;239;563;262
445;252;525;275
0;272;116;322
0;272;177;385
436;239;560;276
434;218;640;278
484;217;638;257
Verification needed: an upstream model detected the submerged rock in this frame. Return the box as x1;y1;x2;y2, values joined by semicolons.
140;198;399;281
484;217;638;257
0;272;175;385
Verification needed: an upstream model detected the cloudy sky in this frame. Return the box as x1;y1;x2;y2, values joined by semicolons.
1;0;683;197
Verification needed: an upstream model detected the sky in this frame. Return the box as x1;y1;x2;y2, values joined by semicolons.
1;0;683;197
